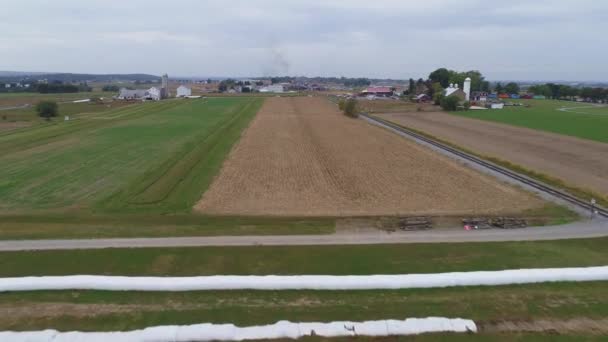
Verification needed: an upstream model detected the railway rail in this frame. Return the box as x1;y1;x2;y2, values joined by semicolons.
361;113;608;219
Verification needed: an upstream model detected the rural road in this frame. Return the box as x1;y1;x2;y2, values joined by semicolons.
0;219;606;251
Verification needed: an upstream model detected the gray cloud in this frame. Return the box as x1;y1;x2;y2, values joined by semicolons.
0;0;606;80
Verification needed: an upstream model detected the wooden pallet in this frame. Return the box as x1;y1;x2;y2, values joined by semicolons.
462;217;492;230
398;216;432;231
491;217;528;229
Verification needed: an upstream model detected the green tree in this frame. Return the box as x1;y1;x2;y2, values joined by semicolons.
432;82;444;105
428;68;450;88
343;98;358;118
35;101;58;120
408;78;415;95
504;82;520;94
494;82;504;93
102;85;120;92
440;95;460;111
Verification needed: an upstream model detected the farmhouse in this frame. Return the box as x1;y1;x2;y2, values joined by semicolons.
176;85;192;97
362;86;394;97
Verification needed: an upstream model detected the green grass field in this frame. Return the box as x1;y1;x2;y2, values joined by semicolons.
2;237;606;276
0;98;260;212
1;239;607;338
453;99;608;143
0;97;334;238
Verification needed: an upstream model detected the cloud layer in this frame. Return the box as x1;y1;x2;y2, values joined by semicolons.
1;0;606;80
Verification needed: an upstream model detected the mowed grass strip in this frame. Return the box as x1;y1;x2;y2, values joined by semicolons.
1;283;607;335
0;215;335;240
452;99;608;143
0;238;607;276
103;98;262;211
0;98;261;212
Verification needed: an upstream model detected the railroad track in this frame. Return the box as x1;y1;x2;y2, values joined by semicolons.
361;113;608;219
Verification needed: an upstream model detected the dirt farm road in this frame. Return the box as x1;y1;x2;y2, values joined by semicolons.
0;219;606;251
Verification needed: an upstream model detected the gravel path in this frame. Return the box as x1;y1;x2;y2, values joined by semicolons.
0;219;605;251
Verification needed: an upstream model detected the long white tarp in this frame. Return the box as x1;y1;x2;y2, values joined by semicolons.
0;318;477;342
1;266;607;292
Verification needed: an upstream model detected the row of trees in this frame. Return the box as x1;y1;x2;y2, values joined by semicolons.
338;98;358;118
0;82;92;94
528;83;608;102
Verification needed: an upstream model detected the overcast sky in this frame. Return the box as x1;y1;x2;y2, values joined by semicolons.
1;0;607;81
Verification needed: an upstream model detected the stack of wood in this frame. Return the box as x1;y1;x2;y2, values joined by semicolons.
491;217;527;229
462;218;492;230
398;216;432;231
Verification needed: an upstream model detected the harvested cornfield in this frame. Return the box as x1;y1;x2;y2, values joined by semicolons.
195;97;544;216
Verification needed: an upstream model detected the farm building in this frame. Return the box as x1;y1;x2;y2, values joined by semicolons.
362;86;394;97
147;87;161;101
471;91;489;102
176;85;192;97
117;87;160;101
160;74;170;99
415;94;431;103
444;84;466;101
259;85;284;93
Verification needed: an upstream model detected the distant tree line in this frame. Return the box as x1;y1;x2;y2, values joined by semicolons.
527;83;608;102
0;81;92;94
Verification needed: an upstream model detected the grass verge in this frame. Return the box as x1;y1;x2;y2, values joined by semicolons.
1;238;607;276
0;215;334;240
1;283;607;334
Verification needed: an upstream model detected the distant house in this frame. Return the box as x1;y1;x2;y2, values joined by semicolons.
471;91;489;102
362;86;393;97
415;94;431;103
176;85;192;97
259;85;284;93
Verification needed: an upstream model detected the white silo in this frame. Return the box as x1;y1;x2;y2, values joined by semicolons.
463;77;471;101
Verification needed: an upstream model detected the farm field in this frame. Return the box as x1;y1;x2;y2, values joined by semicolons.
0;91;114;107
2;238;608;337
0;97;337;238
196;96;545;216
377;111;608;199
453;99;608;143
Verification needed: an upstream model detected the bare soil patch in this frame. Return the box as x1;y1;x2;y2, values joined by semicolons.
0;121;31;132
195;97;544;216
378;111;608;196
480;318;608;335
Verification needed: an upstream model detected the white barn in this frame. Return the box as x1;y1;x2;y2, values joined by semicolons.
176;85;192;97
